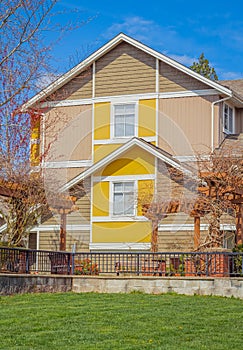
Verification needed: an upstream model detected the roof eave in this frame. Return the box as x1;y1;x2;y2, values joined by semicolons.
23;33;232;111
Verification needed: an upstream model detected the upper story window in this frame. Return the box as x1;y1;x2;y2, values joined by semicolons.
223;103;234;134
114;103;135;137
113;182;135;216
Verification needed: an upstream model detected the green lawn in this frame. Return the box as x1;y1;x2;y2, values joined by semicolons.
0;293;242;349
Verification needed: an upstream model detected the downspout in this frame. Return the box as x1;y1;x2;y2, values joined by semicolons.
211;96;231;152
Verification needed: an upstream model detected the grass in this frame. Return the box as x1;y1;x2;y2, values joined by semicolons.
0;292;242;349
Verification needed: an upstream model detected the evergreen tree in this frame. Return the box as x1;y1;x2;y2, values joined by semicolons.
190;53;218;81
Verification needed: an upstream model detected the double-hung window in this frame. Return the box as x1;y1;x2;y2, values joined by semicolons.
223;104;234;134
113;182;135;216
114;104;135;137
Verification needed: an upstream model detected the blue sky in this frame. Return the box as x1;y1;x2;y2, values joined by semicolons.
49;0;243;80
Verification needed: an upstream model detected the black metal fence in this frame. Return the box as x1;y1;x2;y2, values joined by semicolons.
0;247;243;277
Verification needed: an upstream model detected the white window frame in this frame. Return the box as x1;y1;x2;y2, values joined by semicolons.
111;102;138;139
223;103;235;134
110;181;136;217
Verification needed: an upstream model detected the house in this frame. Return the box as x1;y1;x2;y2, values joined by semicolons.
24;33;243;252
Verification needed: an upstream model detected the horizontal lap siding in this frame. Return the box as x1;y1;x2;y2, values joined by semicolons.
39;230;90;252
95;42;156;97
48;67;92;100
159;61;209;92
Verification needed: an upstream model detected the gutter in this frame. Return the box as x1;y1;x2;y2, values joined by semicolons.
211;96;231;152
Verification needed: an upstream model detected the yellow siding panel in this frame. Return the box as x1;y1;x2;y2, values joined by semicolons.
93;181;109;216
94;102;110;140
99;147;155;176
92;221;152;243
138;99;156;137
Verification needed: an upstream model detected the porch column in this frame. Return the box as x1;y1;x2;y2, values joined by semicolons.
235;203;243;245
193;216;201;250
60;212;67;251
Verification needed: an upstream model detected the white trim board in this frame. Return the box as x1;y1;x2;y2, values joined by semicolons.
30;224;91;232
39;89;220;109
93;174;155;183
93;136;156;145
92;216;148;223
89;242;151;250
158;224;236;231
23;33;233;110
44;160;93;168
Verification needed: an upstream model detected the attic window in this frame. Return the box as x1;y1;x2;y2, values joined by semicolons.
114;103;135;137
223;103;234;134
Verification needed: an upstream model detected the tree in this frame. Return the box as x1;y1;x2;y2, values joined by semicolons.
190;53;218;81
0;1;88;246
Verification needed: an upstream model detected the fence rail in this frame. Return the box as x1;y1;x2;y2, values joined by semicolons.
0;247;243;277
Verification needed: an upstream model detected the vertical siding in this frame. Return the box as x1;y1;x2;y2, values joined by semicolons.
158;95;219;155
44;105;92;162
159;61;209;92
235;108;243;133
95;42;156;96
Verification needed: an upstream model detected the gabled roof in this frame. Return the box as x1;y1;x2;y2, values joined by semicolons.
23;33;233;110
61;137;194;192
219;79;243;102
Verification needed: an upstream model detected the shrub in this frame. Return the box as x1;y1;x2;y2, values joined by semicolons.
74;259;99;275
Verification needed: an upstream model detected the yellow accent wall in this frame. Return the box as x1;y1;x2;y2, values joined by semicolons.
92;221;151;243
95;147;155;176
92;181;109;216
138;99;156;137
30;116;40;166
94;144;121;163
94;102;110;140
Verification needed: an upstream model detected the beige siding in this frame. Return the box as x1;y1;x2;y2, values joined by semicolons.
95;42;156;97
39;230;90;252
47;67;92;101
44;105;92;163
158;95;219;155
159;61;209;92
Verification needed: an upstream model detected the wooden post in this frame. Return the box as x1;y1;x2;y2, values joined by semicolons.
194;216;201;250
235;203;243;245
60;212;67;251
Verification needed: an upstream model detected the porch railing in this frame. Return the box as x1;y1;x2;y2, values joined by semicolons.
0;247;243;277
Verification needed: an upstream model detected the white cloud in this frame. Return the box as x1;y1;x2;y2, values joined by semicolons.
166;53;196;67
219;71;243;80
103;16;160;42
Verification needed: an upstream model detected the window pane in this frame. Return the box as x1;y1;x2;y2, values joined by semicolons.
125;115;134;136
115;105;125;114
113;193;123;215
124;193;134;215
124;182;134;192
114;183;123;192
114;116;124;137
125;104;135;114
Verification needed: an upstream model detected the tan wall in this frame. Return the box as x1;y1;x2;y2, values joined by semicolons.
44;105;92;163
158;95;219;155
39;230;90;252
159;61;209;92
95;42;156;97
